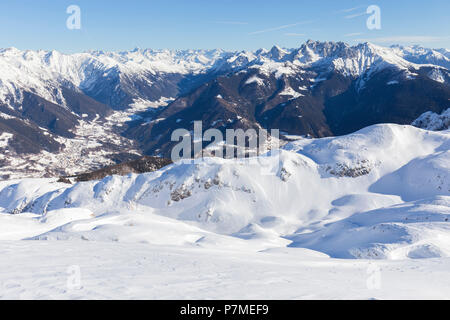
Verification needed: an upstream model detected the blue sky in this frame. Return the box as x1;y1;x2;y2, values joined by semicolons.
0;0;449;52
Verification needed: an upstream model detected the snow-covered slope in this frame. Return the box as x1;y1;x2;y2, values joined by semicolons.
1;123;449;299
290;196;450;259
1;124;449;259
2;240;450;299
412;108;450;131
391;44;450;69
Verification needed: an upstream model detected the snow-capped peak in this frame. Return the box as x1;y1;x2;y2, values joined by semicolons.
0;41;447;110
267;45;288;61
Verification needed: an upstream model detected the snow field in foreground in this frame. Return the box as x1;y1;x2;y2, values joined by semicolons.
1;241;450;299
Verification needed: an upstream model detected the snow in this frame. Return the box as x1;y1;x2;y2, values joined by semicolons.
0;112;15;120
278;86;303;99
148;118;166;124
251;60;297;79
412;108;450;131
428;68;446;83
1;241;450;299
0;132;13;148
0;124;449;298
0;41;447;113
0;48;229;109
244;75;265;86
0;40;450;298
0;208;94;240
391;44;450;69
290;196;450;259
310;77;327;83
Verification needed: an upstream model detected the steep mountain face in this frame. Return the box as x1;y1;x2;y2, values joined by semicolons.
324;66;450;135
0;41;449;178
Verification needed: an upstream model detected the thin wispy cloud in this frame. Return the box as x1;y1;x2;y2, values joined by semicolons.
248;21;313;35
284;33;306;37
344;12;367;19
355;36;450;43
336;5;366;13
213;21;249;25
344;32;363;37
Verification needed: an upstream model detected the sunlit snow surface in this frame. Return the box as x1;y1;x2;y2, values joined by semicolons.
0;124;449;299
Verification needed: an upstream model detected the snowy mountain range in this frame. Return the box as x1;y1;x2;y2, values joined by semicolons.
0;40;449;179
